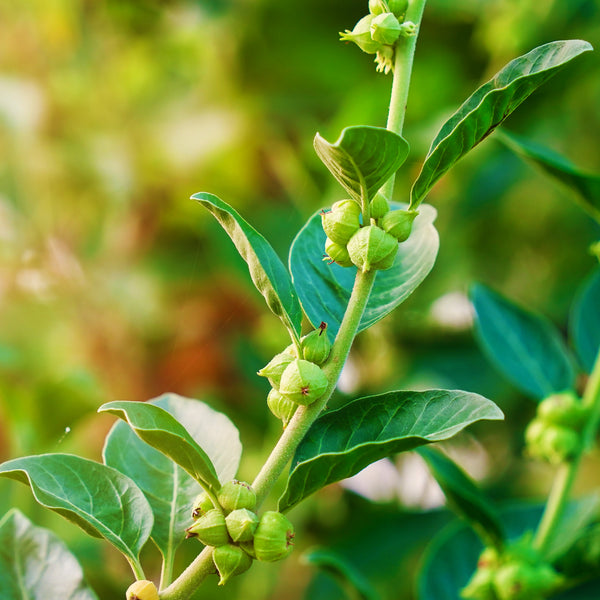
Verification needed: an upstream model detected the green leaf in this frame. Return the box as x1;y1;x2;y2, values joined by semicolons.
418;447;504;548
498;129;600;223
103;393;241;563
289;203;439;339
314;125;410;204
279;389;503;512
410;40;593;207
471;284;576;399
0;509;99;600
0;454;153;570
99;400;222;494
192;192;303;337
570;268;600;373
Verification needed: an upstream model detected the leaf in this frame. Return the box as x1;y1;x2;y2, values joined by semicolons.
410;40;593;207
498;129;600;222
314;125;410;203
471;283;576;399
192;192;303;337
279;389;503;512
103;393;242;562
570;268;600;373
0;454;153;570
417;447;504;548
0;509;99;600
99;400;222;494
289;203;439;339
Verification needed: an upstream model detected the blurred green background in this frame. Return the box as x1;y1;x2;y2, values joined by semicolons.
0;0;599;598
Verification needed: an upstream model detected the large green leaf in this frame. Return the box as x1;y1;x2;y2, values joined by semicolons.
0;454;153;570
99;400;222;494
410;40;593;207
279;389;503;512
498;130;600;223
570;268;600;373
418;447;504;548
103;394;241;563
192;192;303;337
0;509;99;600
471;284;576;399
289;203;439;339
314;126;410;204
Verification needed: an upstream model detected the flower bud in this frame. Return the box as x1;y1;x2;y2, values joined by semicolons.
213;543;253;586
301;322;332;365
539;425;580;464
257;350;295;388
369;0;387;16
381;209;418;242
218;480;257;512
388;0;409;18
321;200;361;245
369;192;390;219
347;225;398;272
267;388;297;427
254;511;295;562
185;509;229;547
279;359;329;406
225;508;259;542
492;559;561;600
398;20;417;37
323;238;353;268
191;492;214;519
126;580;159;600
339;15;382;55
370;12;401;45
537;391;586;429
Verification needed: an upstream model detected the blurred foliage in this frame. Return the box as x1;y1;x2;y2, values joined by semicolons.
0;0;599;597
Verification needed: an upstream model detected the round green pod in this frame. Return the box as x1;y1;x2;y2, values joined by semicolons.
257;350;295;388
323;238;353;268
369;192;390;219
347;225;398;272
388;0;409;18
370;12;401;45
217;480;257;513
225;508;259;542
191;492;214;520
339;15;382;55
321;200;361;245
254;511;295;562
537;391;586;429
213;544;253;586
301;323;332;365
185;509;229;547
539;425;580;464
267;388;297;427
381;209;418;242
369;0;387;15
279;359;329;406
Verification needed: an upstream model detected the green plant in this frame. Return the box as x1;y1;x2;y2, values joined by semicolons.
0;1;597;599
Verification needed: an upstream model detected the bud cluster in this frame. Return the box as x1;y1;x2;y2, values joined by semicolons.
322;194;418;273
340;0;415;74
524;391;588;465
186;481;295;584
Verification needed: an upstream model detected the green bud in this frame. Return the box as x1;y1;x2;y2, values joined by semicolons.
460;547;500;600
539;424;580;464
381;209;418;242
323;237;353;268
321;200;361;245
191;492;214;520
126;580;160;600
370;12;401;45
225;508;259;542
370;192;390;219
257;350;295;388
301;322;332;365
213;543;253;586
185;509;229;547
339;15;382;55
218;480;257;512
279;359;329;406
388;0;409;18
254;511;295;562
375;44;395;74
267;388;297;427
537;391;586;429
398;20;417;37
524;418;546;449
347;225;398;272
369;0;388;16
492;559;561;600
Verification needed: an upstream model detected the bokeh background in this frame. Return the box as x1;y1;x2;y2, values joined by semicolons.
0;0;599;598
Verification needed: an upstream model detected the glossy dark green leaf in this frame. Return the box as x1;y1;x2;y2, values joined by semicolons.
0;509;99;600
418;447;504;548
498;129;600;222
192;192;303;337
570;268;600;373
410;40;593;207
279;389;503;512
103;394;241;563
0;454;153;570
314;126;410;203
99;400;222;494
289;204;439;339
471;284;576;399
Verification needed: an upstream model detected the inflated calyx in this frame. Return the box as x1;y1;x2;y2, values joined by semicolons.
254;511;295;562
267;388;297;427
257;350;295;388
191;491;213;519
369;192;390;219
381;209;418;242
213;544;253;585
321;200;361;245
126;580;159;600
279;359;329;405
225;508;259;542
370;12;401;45
185;508;229;547
218;479;257;512
347;225;398;272
301;322;332;365
339;14;382;55
323;237;353;268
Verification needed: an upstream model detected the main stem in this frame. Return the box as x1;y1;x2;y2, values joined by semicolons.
159;4;427;597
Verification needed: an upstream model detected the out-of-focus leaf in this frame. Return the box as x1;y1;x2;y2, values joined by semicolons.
471;284;576;399
279;390;503;512
570;268;600;373
410;40;593;207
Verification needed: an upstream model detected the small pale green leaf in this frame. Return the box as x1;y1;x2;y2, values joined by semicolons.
99;400;221;493
471;284;576;399
0;454;153;568
417;447;504;548
314;126;410;203
103;394;242;561
279;389;503;512
192;192;303;337
570;268;600;373
0;509;99;600
410;40;593;207
498;130;600;223
289;203;439;339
